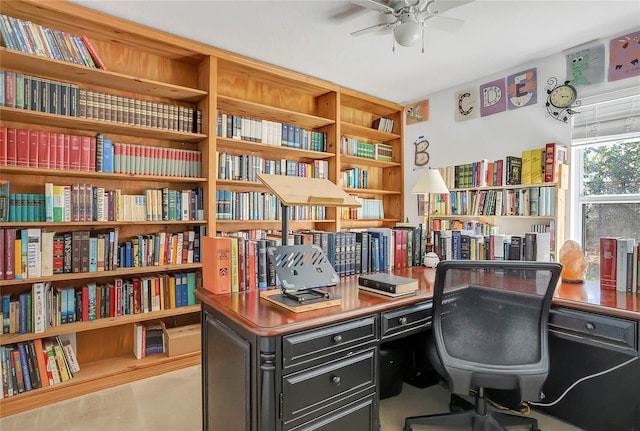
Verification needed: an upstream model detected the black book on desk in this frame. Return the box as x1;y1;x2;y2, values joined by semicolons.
358;273;418;294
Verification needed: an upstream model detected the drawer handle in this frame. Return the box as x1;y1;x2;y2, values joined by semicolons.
332;335;343;344
398;317;408;325
331;375;341;385
585;322;595;331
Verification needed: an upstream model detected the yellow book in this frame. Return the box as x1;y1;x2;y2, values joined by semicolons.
169;275;177;309
530;147;544;184
230;237;239;293
53;343;71;381
521;149;532;185
14;238;22;279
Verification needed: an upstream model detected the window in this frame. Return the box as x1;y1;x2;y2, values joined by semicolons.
570;92;640;280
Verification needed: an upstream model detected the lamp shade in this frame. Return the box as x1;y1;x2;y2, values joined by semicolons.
394;20;421;47
411;169;449;194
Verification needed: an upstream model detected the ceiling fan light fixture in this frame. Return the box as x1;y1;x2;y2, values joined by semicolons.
394;19;421;46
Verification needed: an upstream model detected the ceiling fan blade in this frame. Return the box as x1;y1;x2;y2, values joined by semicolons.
423;15;465;32
351;0;395;14
426;0;474;15
350;21;396;36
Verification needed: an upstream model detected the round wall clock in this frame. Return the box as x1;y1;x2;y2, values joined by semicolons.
545;77;580;122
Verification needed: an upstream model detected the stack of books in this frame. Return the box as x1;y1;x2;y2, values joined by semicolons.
357;273;418;297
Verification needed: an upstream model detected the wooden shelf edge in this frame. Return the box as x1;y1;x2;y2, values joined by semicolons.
0;305;201;345
432;214;557;219
0;263;203;287
0;352;201;418
216;137;334;160
0;166;207;182
0;220;207;228
340;121;401;142
449;182;562;192
340;155;401;168
0;48;208;102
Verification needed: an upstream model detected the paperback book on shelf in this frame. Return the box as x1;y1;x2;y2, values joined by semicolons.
357;273;418;294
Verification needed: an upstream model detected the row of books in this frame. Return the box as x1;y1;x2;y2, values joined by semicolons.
437;143;567;189
133;321;166;359
431;218;499;237
600;237;640;293
341;196;384;220
217;152;330;182
0;182;205;223
0;13;105;69
340;136;393;162
340;167;369;189
1;274;197;336
217;113;327;152
79;89;201;134
434;230;553;262
111;141;202;178
371;117;395;133
0;226;205;280
215;189;327;222
0;337;79;400
205;225;425;294
434;186;557;217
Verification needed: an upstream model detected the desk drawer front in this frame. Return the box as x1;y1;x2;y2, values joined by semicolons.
381;301;432;340
285;394;375;431
283;316;377;368
282;348;376;423
549;308;638;351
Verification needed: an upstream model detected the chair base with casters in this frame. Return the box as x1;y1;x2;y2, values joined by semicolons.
403;387;540;431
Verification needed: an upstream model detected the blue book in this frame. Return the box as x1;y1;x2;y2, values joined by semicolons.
17;343;32;392
89;237;98;272
87;282;97;321
187;272;196;306
18;293;27;333
102;138;113;173
2;295;10;333
125;241;132;268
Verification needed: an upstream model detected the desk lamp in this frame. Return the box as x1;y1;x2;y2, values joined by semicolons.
411;168;449;266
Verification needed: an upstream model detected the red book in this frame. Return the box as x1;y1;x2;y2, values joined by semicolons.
132;278;142;314
52;235;65;274
27;130;39;167
80;35;107;70
16;128;29;167
0;127;7;165
202;236;231;294
6;128;17;166
49;131;57;169
544;143;568;183
89;136;96;171
64;134;72;170
38;131;50;168
80;136;91;171
32;339;51;387
69;135;81;170
81;285;89;322
600;237;618;290
113;142;121;173
247;239;257;291
56;133;65;170
109;282;116;317
4;71;15;108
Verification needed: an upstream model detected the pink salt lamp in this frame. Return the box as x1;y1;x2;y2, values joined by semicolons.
559;240;588;283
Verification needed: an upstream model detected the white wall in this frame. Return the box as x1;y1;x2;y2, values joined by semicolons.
403;26;640;236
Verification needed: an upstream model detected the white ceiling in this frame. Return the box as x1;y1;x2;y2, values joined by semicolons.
72;0;640;105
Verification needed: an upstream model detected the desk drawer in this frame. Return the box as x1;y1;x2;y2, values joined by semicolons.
283;316;377;368
549;308;638;352
381;301;432;340
282;347;376;423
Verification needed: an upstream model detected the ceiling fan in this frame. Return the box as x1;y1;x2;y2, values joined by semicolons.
350;0;474;51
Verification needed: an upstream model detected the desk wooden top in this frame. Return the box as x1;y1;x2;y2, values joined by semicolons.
195;267;640;337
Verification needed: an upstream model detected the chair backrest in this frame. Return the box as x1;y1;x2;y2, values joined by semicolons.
432;260;562;402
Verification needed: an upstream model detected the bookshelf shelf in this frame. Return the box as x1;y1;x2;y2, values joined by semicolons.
216;137;334;160
0;351;200;417
340;155;402;169
0;305;200;346
0;220;207;228
340;122;400;143
0;166;207;182
0;48;208;102
0;263;203;287
215;219;331;232
0;107;207;143
343;187;402;196
217;96;335;130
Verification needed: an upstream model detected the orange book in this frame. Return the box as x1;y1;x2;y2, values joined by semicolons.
202;236;231;294
32;338;51;387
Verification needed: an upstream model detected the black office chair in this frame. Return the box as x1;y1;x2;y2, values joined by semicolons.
404;260;562;431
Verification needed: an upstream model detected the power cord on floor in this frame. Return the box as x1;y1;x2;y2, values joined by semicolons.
468;389;532;415
529;356;638;408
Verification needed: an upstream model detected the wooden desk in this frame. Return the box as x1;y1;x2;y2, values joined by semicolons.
196;267;640;431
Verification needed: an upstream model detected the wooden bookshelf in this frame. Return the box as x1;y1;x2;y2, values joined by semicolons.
0;0;406;416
